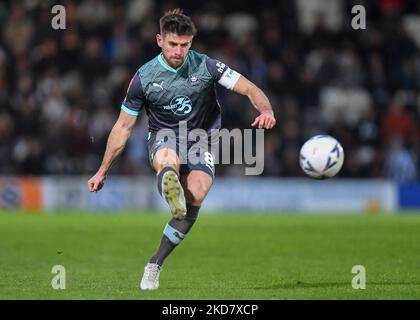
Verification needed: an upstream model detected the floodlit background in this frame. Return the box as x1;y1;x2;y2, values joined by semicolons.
0;0;420;300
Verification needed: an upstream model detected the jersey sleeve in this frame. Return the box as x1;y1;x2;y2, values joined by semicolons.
205;56;241;90
121;71;145;116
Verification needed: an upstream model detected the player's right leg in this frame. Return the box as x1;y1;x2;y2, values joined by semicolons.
153;148;187;220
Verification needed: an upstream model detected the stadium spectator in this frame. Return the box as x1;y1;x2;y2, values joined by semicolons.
384;137;418;183
381;97;418;145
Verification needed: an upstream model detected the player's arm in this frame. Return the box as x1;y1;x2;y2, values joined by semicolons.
88;71;144;192
88;111;137;192
232;75;276;129
206;57;276;129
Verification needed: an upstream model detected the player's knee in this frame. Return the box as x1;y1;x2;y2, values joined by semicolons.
154;148;179;173
188;182;209;206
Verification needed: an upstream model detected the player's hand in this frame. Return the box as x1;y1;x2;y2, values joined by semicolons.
251;111;276;129
88;173;107;192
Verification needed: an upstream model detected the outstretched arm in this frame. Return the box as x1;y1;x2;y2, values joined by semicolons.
233;75;276;129
88;110;137;192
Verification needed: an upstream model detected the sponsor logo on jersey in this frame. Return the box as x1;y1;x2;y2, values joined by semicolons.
216;61;226;73
162;95;192;115
152;81;164;91
188;75;201;86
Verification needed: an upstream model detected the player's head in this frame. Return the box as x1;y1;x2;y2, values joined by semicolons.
157;9;197;69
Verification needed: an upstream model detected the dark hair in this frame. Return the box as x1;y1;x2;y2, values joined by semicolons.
159;8;197;36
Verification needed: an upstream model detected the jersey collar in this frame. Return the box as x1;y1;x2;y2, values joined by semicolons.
158;53;188;73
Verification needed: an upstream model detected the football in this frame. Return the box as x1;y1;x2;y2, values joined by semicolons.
299;135;344;179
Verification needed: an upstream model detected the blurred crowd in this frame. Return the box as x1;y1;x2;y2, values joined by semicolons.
0;0;419;182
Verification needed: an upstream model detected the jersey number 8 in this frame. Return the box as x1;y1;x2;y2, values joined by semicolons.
204;152;214;168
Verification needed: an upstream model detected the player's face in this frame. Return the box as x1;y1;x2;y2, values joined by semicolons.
157;33;193;69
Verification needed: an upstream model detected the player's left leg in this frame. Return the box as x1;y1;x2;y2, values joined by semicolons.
147;170;212;265
140;138;215;290
140;170;212;290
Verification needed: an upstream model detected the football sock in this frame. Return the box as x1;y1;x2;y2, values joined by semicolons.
156;166;179;196
149;204;200;266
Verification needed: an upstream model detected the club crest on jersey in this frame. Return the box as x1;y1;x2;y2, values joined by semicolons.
188;75;201;86
162;95;192;115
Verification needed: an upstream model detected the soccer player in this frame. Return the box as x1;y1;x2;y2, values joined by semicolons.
87;9;276;290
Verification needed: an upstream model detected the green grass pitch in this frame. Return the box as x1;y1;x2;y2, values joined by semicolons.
1;210;420;299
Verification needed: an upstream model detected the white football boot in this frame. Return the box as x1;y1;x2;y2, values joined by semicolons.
161;170;187;220
140;263;162;290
